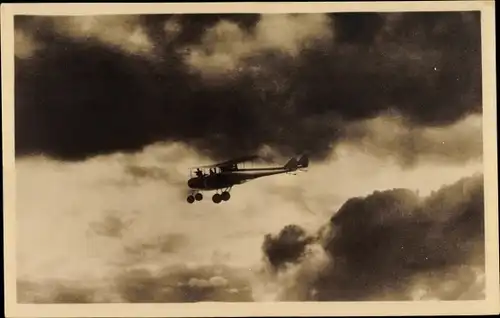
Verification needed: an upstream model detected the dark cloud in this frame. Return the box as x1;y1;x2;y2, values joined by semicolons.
262;224;317;270
263;173;485;300
330;12;385;44
14;12;482;163
14;36;162;160
293;12;482;126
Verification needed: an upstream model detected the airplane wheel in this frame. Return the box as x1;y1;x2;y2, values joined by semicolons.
187;195;195;204
221;191;230;201
195;193;203;201
212;193;222;204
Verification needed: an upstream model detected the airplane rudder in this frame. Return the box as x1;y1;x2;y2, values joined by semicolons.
298;154;309;168
284;157;298;170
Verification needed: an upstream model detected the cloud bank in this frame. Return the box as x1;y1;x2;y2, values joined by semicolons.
342;113;483;167
16;142;483;302
262;173;484;301
14;12;482;163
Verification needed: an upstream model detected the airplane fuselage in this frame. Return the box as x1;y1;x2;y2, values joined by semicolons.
187;168;288;191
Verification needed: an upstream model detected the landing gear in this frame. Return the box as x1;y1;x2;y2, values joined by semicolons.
187;188;232;204
221;191;230;201
212;193;222;204
212;189;231;204
187;192;203;204
195;193;203;201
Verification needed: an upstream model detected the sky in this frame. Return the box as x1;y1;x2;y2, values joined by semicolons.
14;11;485;303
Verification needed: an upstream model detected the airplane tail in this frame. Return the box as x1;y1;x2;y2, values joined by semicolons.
297;154;309;169
283;154;309;171
283;157;298;171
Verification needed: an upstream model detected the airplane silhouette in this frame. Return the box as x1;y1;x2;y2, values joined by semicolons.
186;154;309;204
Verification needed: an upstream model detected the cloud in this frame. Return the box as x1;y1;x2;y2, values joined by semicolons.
50;16;154;57
15;29;41;59
262;173;485;301
162;16;183;44
15;142;328;302
17;279;121;303
406;264;485;301
262;224;317;270
188;276;228;289
341;113;483;167
183;14;333;78
18;264;252;303
89;213;133;238
14;12;482;164
15;139;483;303
113;264;252;303
14;15;155;59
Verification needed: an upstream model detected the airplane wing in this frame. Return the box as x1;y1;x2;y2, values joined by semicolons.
194;155;260;169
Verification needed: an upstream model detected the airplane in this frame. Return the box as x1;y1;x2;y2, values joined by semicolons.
186;154;309;204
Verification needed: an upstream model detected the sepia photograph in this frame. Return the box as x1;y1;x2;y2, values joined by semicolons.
2;1;498;317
